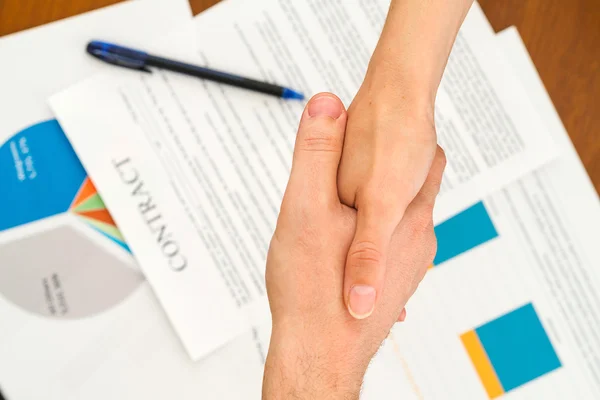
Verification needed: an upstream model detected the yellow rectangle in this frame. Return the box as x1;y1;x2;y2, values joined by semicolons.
461;330;504;399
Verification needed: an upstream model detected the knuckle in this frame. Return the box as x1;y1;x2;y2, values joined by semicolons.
297;126;342;154
349;241;382;267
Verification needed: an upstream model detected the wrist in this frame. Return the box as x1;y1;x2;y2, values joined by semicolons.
362;48;437;119
353;57;436;138
367;0;473;107
262;327;369;400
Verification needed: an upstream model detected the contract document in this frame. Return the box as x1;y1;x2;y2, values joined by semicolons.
50;1;558;361
0;1;193;399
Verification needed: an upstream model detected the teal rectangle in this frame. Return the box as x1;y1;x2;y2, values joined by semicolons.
476;303;561;392
433;201;498;265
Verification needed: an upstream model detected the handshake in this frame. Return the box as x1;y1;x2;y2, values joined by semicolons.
261;0;475;394
262;92;446;399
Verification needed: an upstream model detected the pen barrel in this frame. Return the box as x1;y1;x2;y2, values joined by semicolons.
146;55;285;97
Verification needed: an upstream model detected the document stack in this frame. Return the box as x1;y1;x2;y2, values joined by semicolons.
0;0;598;399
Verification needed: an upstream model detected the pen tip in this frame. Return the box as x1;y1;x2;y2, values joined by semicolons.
282;88;305;100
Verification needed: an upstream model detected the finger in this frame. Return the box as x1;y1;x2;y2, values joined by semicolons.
397;308;407;322
344;146;445;320
343;205;393;320
406;145;446;213
396;145;446;287
386;146;447;306
286;93;348;207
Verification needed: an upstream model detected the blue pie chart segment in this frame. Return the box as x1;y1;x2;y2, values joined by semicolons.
0;119;86;231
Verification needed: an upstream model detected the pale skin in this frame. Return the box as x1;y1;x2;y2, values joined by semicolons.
263;0;472;398
339;0;474;320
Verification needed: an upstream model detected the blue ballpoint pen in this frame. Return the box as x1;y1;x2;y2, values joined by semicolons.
86;40;305;100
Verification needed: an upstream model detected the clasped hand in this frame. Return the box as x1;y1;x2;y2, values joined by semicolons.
263;93;446;399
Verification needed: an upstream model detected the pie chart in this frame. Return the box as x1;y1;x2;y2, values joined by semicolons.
0;119;143;319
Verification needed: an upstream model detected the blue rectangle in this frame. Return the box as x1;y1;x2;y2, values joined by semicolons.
476;303;561;392
433;201;498;265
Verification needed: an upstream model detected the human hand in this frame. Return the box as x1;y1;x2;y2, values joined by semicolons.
336;51;439;320
335;0;473;320
262;93;446;399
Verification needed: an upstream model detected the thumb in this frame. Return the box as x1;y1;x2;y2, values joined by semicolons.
285;93;348;206
343;204;398;319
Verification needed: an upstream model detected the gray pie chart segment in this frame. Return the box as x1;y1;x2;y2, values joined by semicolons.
0;224;143;319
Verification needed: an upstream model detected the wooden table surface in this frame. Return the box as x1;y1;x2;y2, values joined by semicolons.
1;0;598;194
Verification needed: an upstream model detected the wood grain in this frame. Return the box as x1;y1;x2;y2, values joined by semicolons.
478;0;600;193
0;1;221;35
1;0;598;193
189;0;221;15
0;0;123;36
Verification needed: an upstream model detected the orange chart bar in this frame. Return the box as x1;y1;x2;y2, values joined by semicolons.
461;304;561;398
461;330;504;399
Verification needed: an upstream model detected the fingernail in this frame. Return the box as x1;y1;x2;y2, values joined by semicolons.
348;285;376;319
307;94;343;119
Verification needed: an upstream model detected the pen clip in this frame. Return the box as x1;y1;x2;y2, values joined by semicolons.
89;49;152;73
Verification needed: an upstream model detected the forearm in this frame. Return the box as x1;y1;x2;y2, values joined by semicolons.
262;356;361;400
368;0;473;107
262;329;369;400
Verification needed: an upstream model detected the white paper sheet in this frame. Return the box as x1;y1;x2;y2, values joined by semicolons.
49;1;558;360
0;1;193;398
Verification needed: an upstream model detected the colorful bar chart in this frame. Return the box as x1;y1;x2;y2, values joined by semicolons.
461;303;561;398
433;201;498;266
